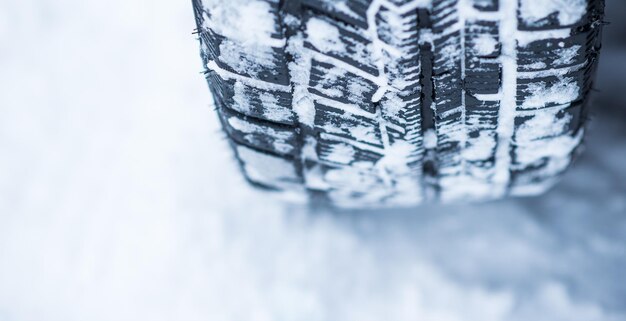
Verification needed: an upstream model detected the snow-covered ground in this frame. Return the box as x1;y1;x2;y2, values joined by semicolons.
0;1;624;320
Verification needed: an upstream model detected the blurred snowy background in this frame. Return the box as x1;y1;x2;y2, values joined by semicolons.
0;0;625;320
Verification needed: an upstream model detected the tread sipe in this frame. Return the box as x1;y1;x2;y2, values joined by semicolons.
193;0;605;208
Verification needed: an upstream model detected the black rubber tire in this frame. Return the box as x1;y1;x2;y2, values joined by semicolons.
192;0;605;208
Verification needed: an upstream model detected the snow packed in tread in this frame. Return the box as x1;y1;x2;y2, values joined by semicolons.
194;0;605;208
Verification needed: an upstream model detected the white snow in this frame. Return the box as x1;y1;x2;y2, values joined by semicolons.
516;28;572;47
232;81;253;114
314;95;377;119
367;0;392;102
473;33;499;56
206;60;290;92
305;18;346;53
307;49;385;89
202;0;284;47
516;107;573;141
512;106;582;184
326;143;356;165
227;117;294;154
232;81;294;123
518;60;587;79
310;66;345;98
526;61;548;70
287;34;316;127
554;45;582;65
423;129;438;149
513;130;584;179
236;145;300;187
204;0;285;81
316;0;361;20
259;92;293;121
320;133;384;154
374;140;415;178
519;0;587;27
521;78;580;109
1;0;625;320
348;125;380;144
493;0;521;195
347;80;370;98
218;39;276;77
463;131;497;161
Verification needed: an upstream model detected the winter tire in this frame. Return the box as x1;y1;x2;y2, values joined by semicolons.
192;0;605;208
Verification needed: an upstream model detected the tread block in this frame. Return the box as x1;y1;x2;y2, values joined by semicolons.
317;135;383;165
466;21;500;58
198;0;290;85
464;21;501;95
233;81;295;124
302;0;370;29
464;64;502;95
517;0;592;30
319;163;384;194
466;97;499;128
509;132;582;192
313;102;383;147
213;35;290;85
212;74;296;125
308;59;377;112
518;32;588;71
465;98;499;170
432;1;459;32
471;0;498;11
375;7;420;48
235;144;303;190
513;102;583;142
220;107;299;156
303;14;378;75
517;72;586;110
379;92;417;129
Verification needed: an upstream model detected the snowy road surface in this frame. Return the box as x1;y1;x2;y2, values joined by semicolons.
0;0;625;320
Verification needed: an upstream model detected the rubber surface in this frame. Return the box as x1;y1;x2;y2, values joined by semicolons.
193;0;604;208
